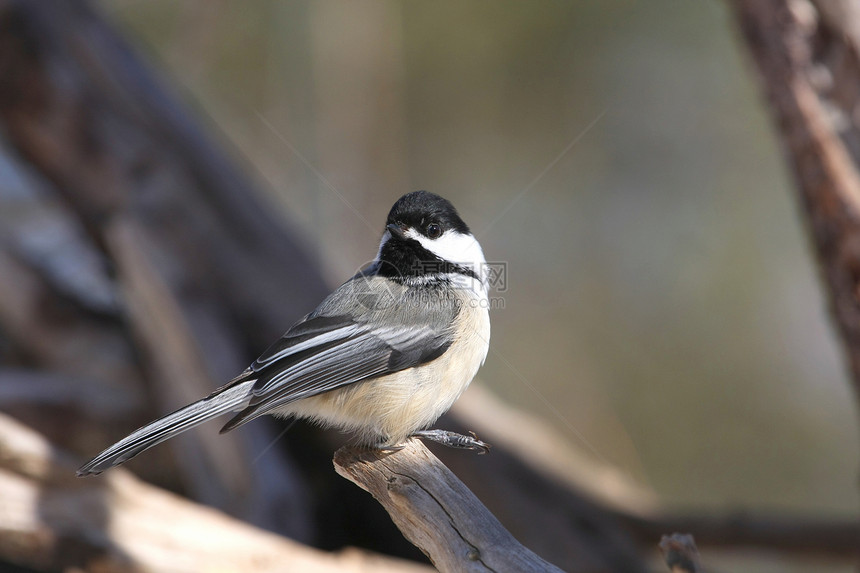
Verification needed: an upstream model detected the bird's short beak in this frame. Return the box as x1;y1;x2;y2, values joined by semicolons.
386;223;407;239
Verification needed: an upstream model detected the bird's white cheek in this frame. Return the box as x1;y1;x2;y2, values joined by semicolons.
406;230;486;268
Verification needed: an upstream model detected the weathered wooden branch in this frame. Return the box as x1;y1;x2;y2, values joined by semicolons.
0;413;431;573
334;440;565;573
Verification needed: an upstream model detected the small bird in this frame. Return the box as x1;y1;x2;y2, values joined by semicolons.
78;191;491;476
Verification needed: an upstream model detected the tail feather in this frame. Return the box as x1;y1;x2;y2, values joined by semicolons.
76;380;254;476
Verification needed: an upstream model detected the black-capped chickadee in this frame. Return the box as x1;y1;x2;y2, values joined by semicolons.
77;191;491;476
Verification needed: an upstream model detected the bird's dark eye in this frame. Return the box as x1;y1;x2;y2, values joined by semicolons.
426;223;442;239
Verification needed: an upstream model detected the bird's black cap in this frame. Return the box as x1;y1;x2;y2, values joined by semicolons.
386;191;470;236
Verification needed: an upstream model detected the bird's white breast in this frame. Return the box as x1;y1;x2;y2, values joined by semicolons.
281;287;490;445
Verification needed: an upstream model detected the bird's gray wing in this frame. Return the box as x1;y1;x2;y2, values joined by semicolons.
220;275;459;432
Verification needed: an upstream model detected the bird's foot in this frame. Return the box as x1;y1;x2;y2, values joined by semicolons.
410;429;491;454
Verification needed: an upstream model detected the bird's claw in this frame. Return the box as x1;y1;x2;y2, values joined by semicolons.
410;429;491;454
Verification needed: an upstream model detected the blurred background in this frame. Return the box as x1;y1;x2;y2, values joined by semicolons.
1;0;858;571
100;0;858;511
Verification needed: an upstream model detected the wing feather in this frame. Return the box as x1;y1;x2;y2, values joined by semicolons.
219;276;460;433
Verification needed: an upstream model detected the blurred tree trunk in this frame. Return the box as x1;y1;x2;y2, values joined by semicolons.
732;9;860;567
732;0;860;414
0;0;331;545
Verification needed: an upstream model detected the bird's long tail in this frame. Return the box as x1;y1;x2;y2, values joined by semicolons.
76;379;255;476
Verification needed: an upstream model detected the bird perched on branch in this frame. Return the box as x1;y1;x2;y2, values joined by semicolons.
78;191;491;476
